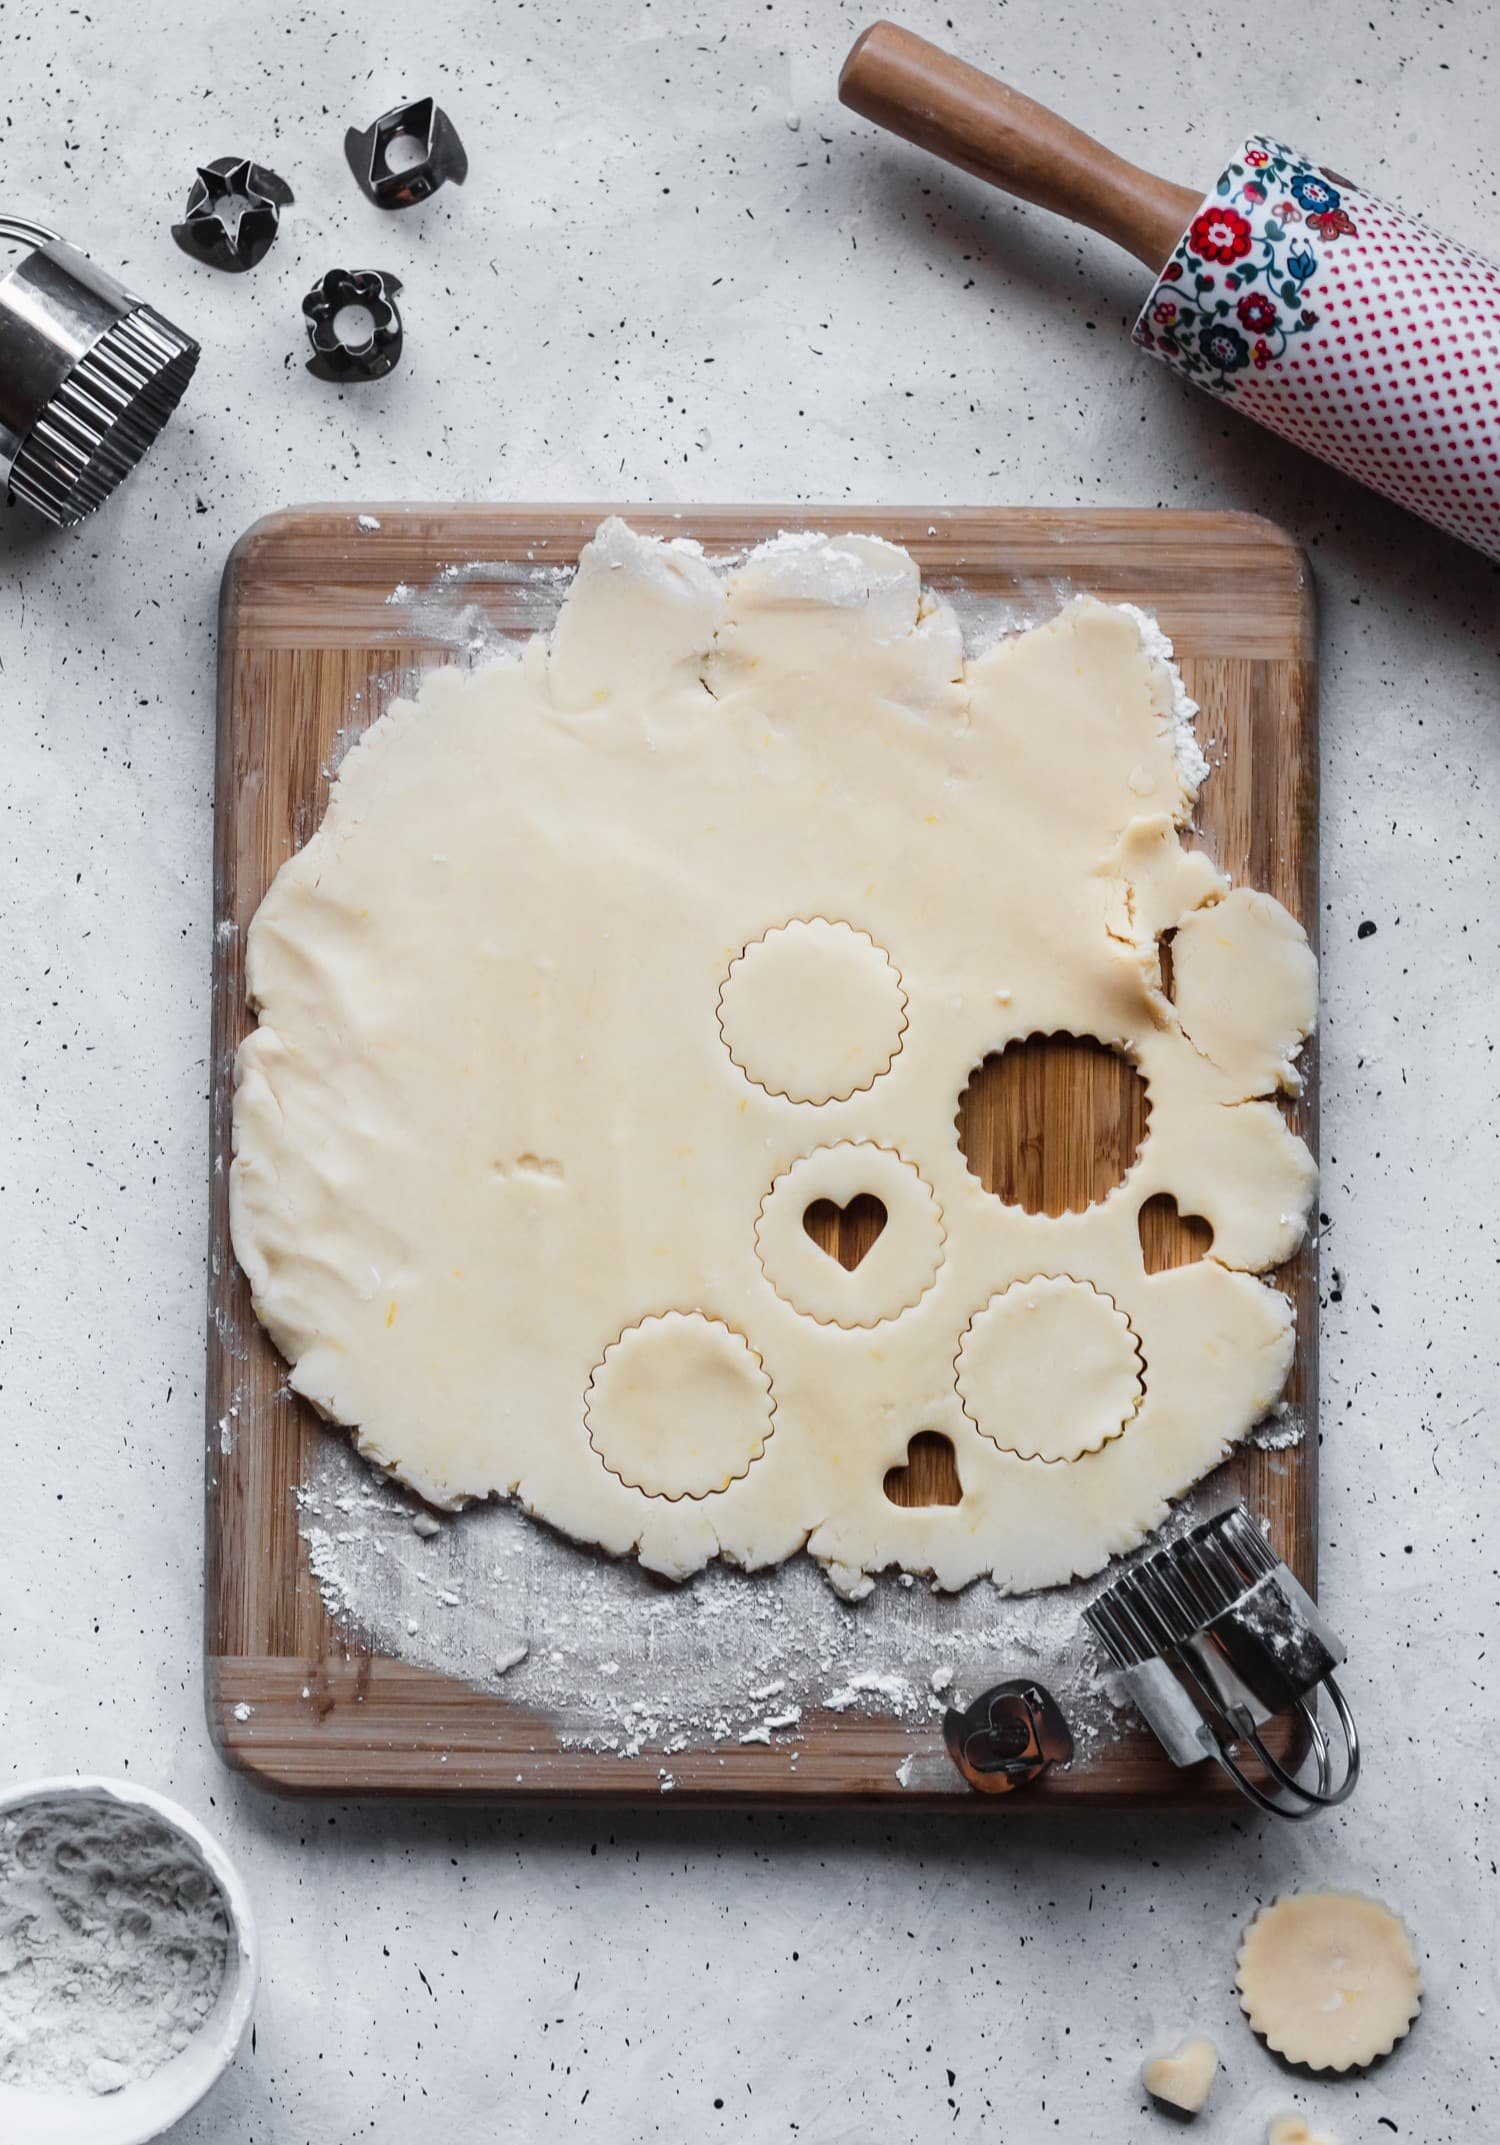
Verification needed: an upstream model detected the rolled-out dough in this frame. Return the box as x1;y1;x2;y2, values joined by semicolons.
231;518;1316;1591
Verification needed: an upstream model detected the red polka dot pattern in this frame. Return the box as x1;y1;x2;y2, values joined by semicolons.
1134;141;1500;562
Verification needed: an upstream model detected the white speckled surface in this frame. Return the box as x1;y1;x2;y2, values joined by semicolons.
2;3;1496;2138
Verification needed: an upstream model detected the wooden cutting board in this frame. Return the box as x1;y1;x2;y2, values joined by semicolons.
208;505;1317;1805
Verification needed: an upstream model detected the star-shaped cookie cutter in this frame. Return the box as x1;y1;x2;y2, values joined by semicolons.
301;269;404;383
172;156;293;272
344;97;468;209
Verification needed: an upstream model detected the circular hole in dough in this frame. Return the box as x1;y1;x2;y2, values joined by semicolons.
584;1312;775;1500
955;1032;1148;1213
717;919;907;1104
1236;1890;1422;2072
955;1276;1143;1462
756;1143;945;1327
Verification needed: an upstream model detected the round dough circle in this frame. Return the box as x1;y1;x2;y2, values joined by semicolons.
585;1313;774;1500
717;919;907;1103
955;1277;1142;1462
755;1142;945;1327
1236;1890;1422;2072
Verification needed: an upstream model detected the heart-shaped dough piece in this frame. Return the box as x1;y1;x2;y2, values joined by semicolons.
1267;2116;1335;2145
1141;2035;1218;2115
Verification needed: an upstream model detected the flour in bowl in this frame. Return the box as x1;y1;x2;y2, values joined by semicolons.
0;1794;229;2096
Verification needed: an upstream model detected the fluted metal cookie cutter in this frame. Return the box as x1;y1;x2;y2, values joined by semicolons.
943;1678;1073;1793
0;214;199;526
1086;1502;1360;1818
302;269;404;382
172;157;293;272
344;97;468;209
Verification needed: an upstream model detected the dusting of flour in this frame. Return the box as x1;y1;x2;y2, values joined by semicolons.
298;1435;1245;1767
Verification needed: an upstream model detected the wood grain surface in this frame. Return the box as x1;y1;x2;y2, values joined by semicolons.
208;505;1317;1805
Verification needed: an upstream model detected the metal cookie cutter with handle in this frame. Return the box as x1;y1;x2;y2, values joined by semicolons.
1086;1501;1360;1817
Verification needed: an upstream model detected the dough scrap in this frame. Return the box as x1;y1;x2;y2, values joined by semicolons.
1267;2117;1335;2145
1236;1891;1421;2072
231;519;1316;1590
1141;2035;1218;2115
1172;887;1318;1097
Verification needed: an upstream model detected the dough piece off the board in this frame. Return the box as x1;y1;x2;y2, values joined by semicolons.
231;517;1316;1591
1236;1891;1422;2071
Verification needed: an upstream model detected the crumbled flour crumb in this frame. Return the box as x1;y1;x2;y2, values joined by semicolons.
356;514;381;532
1251;1403;1305;1451
930;1666;954;1695
232;1702;252;1723
828;1669;913;1712
411;1511;442;1539
0;1797;228;2095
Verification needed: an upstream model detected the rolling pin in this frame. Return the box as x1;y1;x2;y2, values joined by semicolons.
840;22;1500;562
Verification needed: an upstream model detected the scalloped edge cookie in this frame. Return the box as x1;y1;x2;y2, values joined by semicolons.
1236;1890;1421;2072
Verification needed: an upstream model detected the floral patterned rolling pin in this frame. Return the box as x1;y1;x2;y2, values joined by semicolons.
841;22;1500;562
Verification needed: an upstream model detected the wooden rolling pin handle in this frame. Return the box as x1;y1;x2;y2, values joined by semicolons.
840;22;1202;273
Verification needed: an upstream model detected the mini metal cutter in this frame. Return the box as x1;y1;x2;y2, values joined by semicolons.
1086;1501;1360;1818
943;1677;1073;1794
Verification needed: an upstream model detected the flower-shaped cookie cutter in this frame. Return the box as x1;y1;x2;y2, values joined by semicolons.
344;97;468;209
172;156;293;272
301;269;404;383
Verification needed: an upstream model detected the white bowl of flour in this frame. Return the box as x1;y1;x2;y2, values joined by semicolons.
0;1777;258;2144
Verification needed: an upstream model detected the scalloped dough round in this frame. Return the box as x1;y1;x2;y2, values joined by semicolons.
755;1142;944;1327
957;1278;1142;1462
230;518;1316;1589
719;920;907;1103
1236;1891;1422;2072
585;1313;774;1499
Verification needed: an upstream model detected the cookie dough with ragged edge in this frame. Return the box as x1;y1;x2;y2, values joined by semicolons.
231;518;1317;1591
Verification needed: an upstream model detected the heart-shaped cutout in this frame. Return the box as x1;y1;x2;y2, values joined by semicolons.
883;1431;962;1508
802;1193;887;1271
